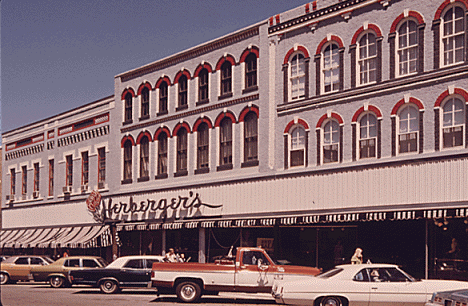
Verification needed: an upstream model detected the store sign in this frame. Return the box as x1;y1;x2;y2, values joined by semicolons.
86;190;104;223
102;191;223;222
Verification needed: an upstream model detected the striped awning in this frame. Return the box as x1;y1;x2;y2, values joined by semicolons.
116;207;468;231
1;225;111;249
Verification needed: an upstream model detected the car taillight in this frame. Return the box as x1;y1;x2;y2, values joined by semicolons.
151;271;155;278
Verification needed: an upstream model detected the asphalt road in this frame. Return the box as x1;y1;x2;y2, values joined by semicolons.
0;283;277;306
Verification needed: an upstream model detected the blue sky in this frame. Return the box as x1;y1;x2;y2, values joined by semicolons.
1;0;308;134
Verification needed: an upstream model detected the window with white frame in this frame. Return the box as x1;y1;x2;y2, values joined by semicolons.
220;118;233;166
244;112;258;162
123;140;133;181
178;75;188;108
290;53;305;100
10;168;16;196
159;81;168;114
245;53;257;89
322;43;340;92
98;148;106;186
290;126;305;167
221;62;232;96
442;97;465;148
398;105;419;153
359;113;377;158
323;120;340;163
33;163;39;193
397;20;418;76
176;128;188;172
157;133;168;176
139;136;149;178
124;92;133;123
141;87;150;118
441;6;465;67
66;155;73;187
22;165;27;195
48;160;53;196
197;123;209;169
358;33;377;85
198;69;209;102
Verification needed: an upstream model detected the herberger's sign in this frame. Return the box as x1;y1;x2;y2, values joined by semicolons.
87;191;223;223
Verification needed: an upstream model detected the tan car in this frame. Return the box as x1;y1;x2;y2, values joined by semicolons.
31;255;107;288
0;255;54;285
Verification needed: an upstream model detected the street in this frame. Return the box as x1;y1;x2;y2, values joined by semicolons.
0;283;277;306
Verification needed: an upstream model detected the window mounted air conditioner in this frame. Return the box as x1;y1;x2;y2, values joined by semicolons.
33;191;39;198
98;181;105;190
81;184;88;193
63;186;72;194
6;195;11;201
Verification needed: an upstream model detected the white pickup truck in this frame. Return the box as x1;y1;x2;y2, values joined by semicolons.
151;247;321;302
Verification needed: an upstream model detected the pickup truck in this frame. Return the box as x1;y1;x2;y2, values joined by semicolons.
151;247;321;302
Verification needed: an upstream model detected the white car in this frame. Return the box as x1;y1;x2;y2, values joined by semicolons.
272;263;468;306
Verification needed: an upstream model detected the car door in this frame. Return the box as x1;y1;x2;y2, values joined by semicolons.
11;257;31;280
368;267;426;306
235;250;272;291
120;259;150;285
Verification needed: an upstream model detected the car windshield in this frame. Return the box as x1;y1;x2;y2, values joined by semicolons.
317;268;343;278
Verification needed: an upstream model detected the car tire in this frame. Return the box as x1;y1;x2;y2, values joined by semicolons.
0;273;9;285
176;281;202;303
49;276;65;288
320;296;345;306
100;279;120;294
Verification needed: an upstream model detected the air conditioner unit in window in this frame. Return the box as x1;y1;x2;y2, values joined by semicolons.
98;182;105;190
33;191;39;198
81;184;88;193
63;186;72;194
6;195;11;201
21;194;27;201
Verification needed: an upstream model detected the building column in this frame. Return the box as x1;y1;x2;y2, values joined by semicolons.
198;228;206;263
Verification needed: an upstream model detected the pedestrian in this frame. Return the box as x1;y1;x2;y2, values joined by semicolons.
165;248;177;262
351;248;363;264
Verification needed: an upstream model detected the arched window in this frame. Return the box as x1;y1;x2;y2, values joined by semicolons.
245;53;257;89
220;117;233;166
198;68;209;103
290;126;306;167
359;113;377;158
290;53;306;100
244;112;258;163
123;140;133;181
358;33;377;85
197;123;209;170
398;105;419;153
176;128;188;173
322;43;340;92
159;81;168;114
178;75;188;108
157;133;168;176
442;97;465;148
141;87;150;118
397;20;418;76
221;61;232;96
323;120;340;163
139;136;149;179
124;92;133;123
441;6;465;67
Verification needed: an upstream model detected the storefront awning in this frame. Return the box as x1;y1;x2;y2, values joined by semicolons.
116;207;468;231
1;225;111;249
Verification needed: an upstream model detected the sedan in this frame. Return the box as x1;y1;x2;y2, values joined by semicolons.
272;263;468;306
69;255;164;294
0;255;54;285
31;255;107;288
426;289;468;306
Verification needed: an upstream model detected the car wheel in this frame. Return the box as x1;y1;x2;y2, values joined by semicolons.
320;296;344;306
176;281;202;303
100;279;120;294
0;273;9;285
49;276;65;288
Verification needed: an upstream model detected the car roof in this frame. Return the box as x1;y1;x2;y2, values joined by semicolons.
335;263;398;269
2;255;51;263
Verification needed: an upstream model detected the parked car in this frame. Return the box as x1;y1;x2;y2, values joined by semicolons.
426;288;468;306
0;255;54;285
31;255;107;288
272;263;468;306
69;255;164;293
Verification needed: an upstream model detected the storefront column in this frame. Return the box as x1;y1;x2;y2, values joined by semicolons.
162;229;166;256
425;219;429;279
199;228;206;263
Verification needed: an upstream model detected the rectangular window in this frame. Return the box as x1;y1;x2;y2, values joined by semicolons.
10;168;16;195
159;83;168;113
399;132;418;153
244;116;258;162
158;136;168;175
81;151;89;186
199;71;209;102
221;63;232;95
177;131;188;171
33;163;40;192
98;148;106;186
359;139;376;158
66;155;73;186
178;78;188;107
443;126;463;148
245;55;257;88
220;122;233;165
197;127;209;169
141;89;149;117
123;144;132;181
290;150;304;167
49;160;54;196
22;165;27;195
323;144;339;163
